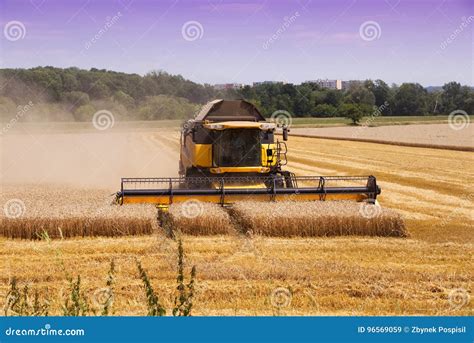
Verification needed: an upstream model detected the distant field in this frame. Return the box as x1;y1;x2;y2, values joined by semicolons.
289;115;461;127
0;119;182;134
1;115;462;134
291;124;474;151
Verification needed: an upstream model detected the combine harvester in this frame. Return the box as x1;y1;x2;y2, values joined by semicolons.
116;100;405;237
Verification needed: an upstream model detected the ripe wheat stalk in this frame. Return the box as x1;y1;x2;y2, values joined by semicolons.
230;201;406;237
0;185;157;239
165;202;234;235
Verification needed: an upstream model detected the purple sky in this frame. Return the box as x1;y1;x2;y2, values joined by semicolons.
0;0;472;86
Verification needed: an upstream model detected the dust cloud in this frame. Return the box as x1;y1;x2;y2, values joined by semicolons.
0;124;179;191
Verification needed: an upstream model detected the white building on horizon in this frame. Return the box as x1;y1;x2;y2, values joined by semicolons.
213;83;243;90
306;79;342;90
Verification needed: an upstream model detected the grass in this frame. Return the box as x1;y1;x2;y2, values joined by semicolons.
99;260;116;316
4;278;49;316
136;259;166;316
173;239;196;316
62;275;93;316
231;201;406;237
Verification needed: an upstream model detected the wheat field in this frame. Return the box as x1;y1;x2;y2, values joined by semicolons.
231;201;406;237
0;185;157;239
1;124;472;315
165;202;234;235
0;235;471;315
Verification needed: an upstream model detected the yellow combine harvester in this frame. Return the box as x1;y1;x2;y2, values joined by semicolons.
116;99;381;208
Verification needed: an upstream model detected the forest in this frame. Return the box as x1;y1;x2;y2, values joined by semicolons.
0;66;472;123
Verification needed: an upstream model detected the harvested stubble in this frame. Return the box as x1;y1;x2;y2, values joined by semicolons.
231;201;407;237
164;202;234;235
0;184;158;239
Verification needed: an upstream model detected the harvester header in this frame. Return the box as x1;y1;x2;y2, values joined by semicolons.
117;175;380;206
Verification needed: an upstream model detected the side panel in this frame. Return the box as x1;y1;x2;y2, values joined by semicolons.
181;136;213;169
193;144;213;167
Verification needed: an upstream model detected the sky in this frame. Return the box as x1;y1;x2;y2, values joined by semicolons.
0;0;472;86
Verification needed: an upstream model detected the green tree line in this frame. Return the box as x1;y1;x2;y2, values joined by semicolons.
0;66;472;122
